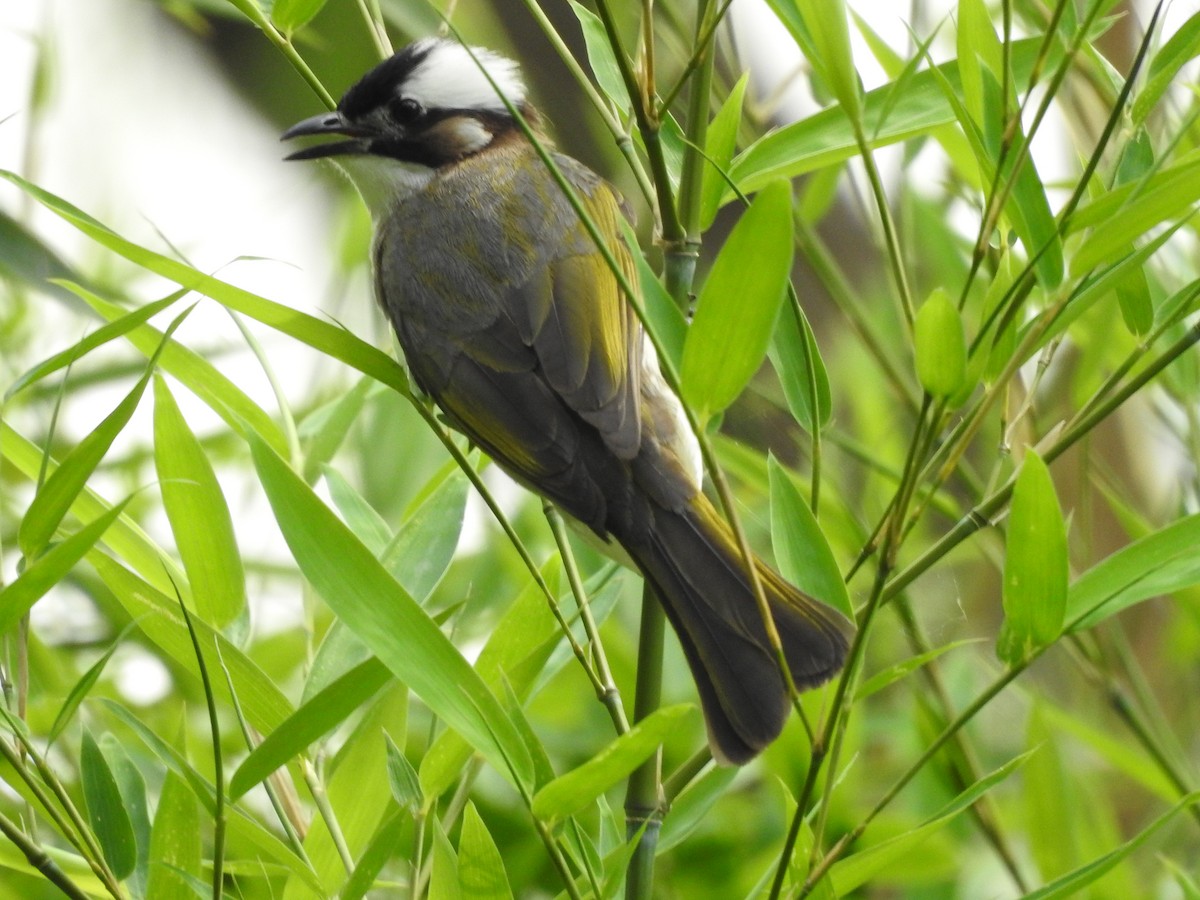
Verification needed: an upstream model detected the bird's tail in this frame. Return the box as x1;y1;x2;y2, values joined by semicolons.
625;494;852;764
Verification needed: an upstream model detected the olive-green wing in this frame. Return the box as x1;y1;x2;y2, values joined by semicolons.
392;155;645;535
510;156;644;460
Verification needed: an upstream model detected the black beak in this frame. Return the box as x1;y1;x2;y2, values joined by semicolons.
281;111;375;161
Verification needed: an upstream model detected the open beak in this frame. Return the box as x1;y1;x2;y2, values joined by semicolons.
281;111;375;161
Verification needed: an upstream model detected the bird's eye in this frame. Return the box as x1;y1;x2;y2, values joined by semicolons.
390;97;423;123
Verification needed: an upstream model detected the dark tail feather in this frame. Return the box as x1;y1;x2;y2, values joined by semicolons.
625;495;852;764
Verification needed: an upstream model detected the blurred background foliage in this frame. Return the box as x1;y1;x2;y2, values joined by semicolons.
2;0;1200;897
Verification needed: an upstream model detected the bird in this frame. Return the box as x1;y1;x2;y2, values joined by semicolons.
282;37;851;764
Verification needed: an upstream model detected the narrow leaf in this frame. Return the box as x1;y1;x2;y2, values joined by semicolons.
729;38;1056;193
228;658;391;799
4;290;181;401
682;180;794;420
768;458;853;619
1024;793;1200;899
147;767;202;900
381;466;468;600
248;433;533;791
19;369;152;560
81;729;138;880
429;820;461;900
271;0;327;32
531;705;697;822
829;750;1033;893
154;376;246;627
384;732;424;814
700;74;750;229
770;300;832;432
1067;513;1200;631
1132;10;1200;123
998;452;1067;663
0;501;128;635
568;1;627;109
458;802;514;900
339;812;407;900
47;622;135;745
100;734;151;891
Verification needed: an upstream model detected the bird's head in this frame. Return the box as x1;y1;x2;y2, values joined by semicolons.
283;38;534;215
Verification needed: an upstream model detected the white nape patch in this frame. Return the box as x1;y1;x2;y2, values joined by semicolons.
404;38;526;113
333;154;434;221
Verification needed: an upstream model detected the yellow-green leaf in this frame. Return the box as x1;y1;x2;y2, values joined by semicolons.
682;180;794;421
531;705;697;823
153;376;246;628
998;452;1067;663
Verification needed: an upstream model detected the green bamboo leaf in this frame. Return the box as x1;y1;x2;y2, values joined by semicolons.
531;704;697;823
17;319;172;560
829;750;1034;894
79;287;288;456
955;0;994;126
1066;512;1200;632
146;767;202;900
4;289;181;401
429;819;460;900
154;376;246;628
100;734;151;891
92;556;292;735
271;0;326;32
729;37;1054;193
767;458;853;619
458;802;513;900
854;639;982;701
339;812;406;900
322;466;394;556
308;683;406;892
998;452;1067;664
0;170;411;399
1132;10;1200;124
98;699;324;893
300;376;374;483
794;0;861;118
381;466;469;600
248;433;534;791
228;658;391;799
384;732;423;814
1025;707;1076;882
699;74;749;229
1114;251;1154;337
914;288;967;398
1069;151;1200;276
1024;792;1200;899
682;180;794;421
657;765;739;853
0;501;128;636
47;622;135;746
81;729;138;881
419;562;564;804
567;1;627;110
769;300;832;433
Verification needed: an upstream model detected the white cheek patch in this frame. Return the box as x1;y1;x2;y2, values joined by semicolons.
446;118;493;154
404;39;526;112
333;155;434;222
